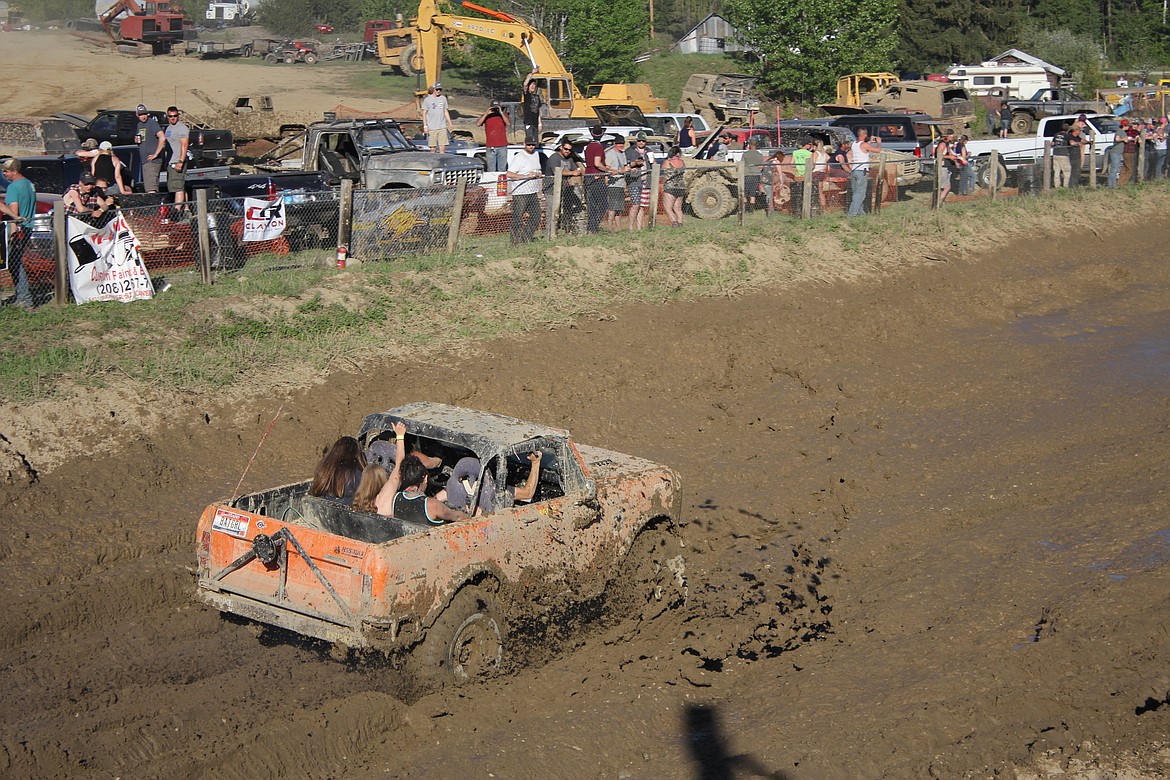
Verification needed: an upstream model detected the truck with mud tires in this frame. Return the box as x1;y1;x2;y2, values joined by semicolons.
1003;88;1111;135
254;116;484;190
194;402;685;689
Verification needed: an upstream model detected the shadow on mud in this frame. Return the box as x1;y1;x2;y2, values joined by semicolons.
685;703;793;780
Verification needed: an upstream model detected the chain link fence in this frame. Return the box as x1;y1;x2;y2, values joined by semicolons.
5;136;1161;307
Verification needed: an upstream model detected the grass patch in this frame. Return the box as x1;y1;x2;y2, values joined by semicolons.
3;183;1167;404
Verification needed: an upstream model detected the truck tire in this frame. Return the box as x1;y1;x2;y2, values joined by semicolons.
688;179;733;220
608;523;687;623
264;53;276;63
414;588;504;688
1010;112;1033;135
283;54;296;64
303;52;318;64
975;157;1008;190
398;42;419;77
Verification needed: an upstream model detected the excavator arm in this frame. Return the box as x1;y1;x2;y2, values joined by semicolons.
415;0;577;97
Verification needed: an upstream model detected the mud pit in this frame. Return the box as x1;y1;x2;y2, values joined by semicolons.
2;214;1169;778
2;31;1169;779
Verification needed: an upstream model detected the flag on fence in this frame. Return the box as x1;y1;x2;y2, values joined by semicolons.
243;197;287;242
66;214;155;304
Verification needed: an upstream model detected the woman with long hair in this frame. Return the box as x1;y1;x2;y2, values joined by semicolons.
351;464;390;513
661;145;686;228
308;436;366;504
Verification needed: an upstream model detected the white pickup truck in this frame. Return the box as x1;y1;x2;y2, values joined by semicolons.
965;113;1121;189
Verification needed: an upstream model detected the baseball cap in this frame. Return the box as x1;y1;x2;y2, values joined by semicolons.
81;138;99;150
98;141;113;151
1;158;21;172
80;172;96;184
1078;113;1087;121
490;99;501;107
432;81;442;89
136;104;148;114
636;132;647;141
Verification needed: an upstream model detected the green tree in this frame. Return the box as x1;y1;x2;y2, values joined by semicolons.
898;0;1022;73
1019;23;1106;90
723;0;898;102
555;0;647;83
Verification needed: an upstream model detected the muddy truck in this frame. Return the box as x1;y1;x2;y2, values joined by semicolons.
679;74;762;126
254;116;484;189
194;402;685;688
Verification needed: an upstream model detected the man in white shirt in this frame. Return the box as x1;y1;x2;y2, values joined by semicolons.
421;82;453;153
506;138;543;244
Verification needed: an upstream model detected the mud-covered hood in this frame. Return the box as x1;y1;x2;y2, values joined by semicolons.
575;443;673;483
365;150;483;172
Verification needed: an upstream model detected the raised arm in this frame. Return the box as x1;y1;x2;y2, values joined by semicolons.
373;421;408;516
512;451;543;503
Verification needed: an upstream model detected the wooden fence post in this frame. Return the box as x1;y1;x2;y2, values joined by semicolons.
649;163;661;229
1042;140;1052;193
447;181;465;253
53;200;68;305
802;158;813;218
548;167;562;240
991;149;1000;200
337;178;354;259
1089;137;1098;188
195;188;211;285
736;158;745;226
1137;137;1147;184
932;152;942;209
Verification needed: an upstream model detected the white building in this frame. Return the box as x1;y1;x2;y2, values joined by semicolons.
673;13;754;55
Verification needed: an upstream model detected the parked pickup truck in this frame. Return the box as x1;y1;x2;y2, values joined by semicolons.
255;117;484;190
965;113;1120;189
54;109;235;167
194;402;685;687
1005;89;1112;135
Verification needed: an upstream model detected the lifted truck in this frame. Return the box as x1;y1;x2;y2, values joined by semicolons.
195;403;685;687
256;116;484;189
1004;88;1112;135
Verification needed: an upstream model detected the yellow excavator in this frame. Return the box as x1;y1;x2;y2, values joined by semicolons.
414;0;664;119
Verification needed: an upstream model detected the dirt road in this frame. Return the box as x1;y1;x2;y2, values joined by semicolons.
2;212;1169;778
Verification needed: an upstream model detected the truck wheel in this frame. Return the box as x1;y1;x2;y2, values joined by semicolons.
398;42;419;77
1010;112;1033;135
415;588;504;687
688;179;733;220
264;53;277;63
609;524;687;623
975;158;1008;190
304;52;318;64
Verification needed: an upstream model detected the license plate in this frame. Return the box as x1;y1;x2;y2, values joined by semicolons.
212;508;251;538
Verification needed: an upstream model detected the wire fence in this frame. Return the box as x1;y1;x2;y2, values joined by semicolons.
3;136;1162;307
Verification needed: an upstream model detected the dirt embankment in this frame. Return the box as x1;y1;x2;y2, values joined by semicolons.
1;212;1169;778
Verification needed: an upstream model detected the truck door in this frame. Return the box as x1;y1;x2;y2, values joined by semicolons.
530;76;574;118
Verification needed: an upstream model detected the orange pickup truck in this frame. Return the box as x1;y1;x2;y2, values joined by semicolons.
195;402;684;687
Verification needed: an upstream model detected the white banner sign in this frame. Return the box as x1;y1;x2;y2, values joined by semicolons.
66;214;155;304
242;197;286;242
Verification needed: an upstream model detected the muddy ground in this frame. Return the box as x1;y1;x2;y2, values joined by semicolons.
2;28;1169;780
2;213;1170;779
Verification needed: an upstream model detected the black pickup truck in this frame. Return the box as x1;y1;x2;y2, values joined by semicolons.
1004;89;1112;135
55;109;235;167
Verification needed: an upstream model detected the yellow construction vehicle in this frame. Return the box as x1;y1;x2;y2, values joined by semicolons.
413;0;664;118
819;72;900;114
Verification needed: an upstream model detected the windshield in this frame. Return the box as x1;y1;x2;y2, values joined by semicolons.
359;125;415;151
1088;116;1122;134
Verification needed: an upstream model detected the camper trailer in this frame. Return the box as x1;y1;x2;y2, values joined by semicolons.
944;64;1054;100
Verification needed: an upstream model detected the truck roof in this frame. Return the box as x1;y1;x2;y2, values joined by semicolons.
359;402;570;455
